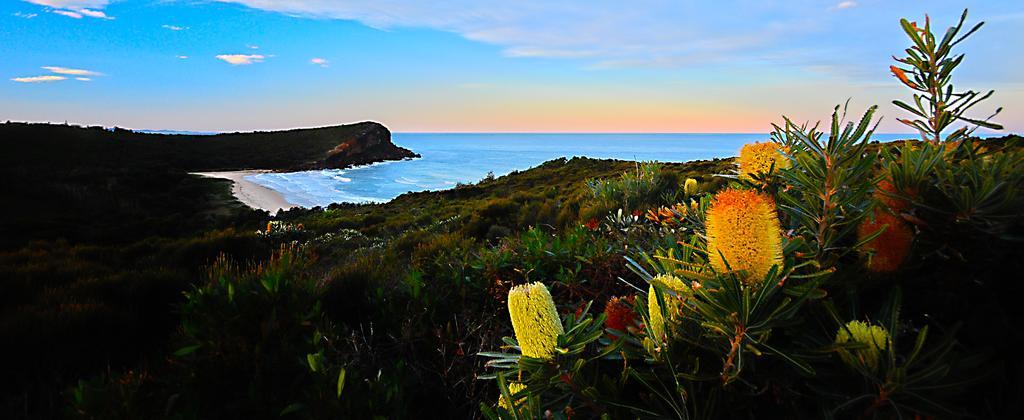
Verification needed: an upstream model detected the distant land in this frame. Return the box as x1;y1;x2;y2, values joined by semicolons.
0;121;418;247
132;129;221;136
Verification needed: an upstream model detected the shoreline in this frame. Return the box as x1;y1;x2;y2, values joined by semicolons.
192;170;300;214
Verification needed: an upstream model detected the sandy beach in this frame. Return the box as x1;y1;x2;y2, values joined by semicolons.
192;170;298;214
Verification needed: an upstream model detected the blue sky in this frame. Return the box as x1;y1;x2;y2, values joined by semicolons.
1;1;1022;133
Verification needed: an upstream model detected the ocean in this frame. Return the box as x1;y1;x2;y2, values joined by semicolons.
245;133;918;207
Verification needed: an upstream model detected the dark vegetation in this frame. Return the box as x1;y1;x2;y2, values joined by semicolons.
0;127;729;418
0;9;1022;420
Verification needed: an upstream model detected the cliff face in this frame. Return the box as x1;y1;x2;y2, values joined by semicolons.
298;122;419;170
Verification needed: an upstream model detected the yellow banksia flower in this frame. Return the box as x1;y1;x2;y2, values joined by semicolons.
684;178;699;196
705;188;784;283
647;274;689;342
498;382;527;411
738;142;789;179
835;320;891;371
508;282;564;360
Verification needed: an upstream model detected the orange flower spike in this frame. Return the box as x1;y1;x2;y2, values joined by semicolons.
875;179;915;213
858;209;914;273
705;188;784;283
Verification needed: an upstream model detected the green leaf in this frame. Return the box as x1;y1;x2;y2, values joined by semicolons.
337;368;347;399
279;403;305;417
174;344;201;357
307;353;321;372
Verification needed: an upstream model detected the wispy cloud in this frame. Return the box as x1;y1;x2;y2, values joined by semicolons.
13;11;38;18
77;8;111;19
248;45;260;50
42;66;102;76
51;9;82;18
835;1;857;10
177;55;189;59
75;77;91;81
211;0;829;70
216;54;265;65
162;24;188;31
310;57;328;67
25;0;114;19
11;75;67;83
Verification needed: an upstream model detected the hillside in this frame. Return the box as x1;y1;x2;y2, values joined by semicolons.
0;121;417;247
0;121;417;172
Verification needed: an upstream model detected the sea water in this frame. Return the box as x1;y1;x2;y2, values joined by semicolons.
246;133;919;207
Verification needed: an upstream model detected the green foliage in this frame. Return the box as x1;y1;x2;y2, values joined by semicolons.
771;102;878;267
890;9;1002;142
587;161;680;215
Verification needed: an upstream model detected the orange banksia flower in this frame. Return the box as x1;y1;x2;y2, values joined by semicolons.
738;142;789;180
705;188;784;283
875;179;915;213
858;209;913;273
603;295;636;339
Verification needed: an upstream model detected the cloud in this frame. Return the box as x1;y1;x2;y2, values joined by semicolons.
503;47;598;59
11;75;67;83
162;24;188;31
42;66;102;76
216;54;265;65
77;8;111;19
51;9;82;18
177;55;189;59
310;57;328;67
24;0;109;8
14;11;38;18
25;0;114;19
835;1;857;10
75;77;91;81
211;1;832;70
248;45;260;50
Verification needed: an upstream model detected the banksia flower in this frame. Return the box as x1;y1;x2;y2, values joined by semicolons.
858;209;913;272
684;178;699;196
875;179;916;213
498;382;527;411
705;188;784;283
738;142;789;179
647;275;689;342
603;295;636;339
835;320;891;371
508;282;564;360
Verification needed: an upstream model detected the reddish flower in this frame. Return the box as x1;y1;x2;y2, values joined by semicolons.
858;209;914;273
584;217;600;231
603;295;637;339
875;179;915;213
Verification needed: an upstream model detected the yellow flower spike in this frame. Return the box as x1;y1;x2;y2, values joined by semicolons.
835;320;891;372
507;282;564;360
498;382;527;411
684;178;699;196
647;274;689;342
738;142;789;180
705;188;784;283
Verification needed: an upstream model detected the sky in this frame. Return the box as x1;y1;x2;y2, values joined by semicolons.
1;1;1022;133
